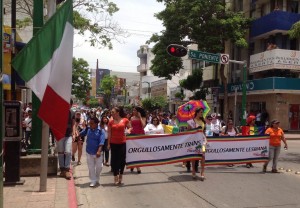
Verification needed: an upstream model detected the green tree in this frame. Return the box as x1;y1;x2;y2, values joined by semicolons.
72;57;92;102
179;68;208;100
142;96;168;112
288;21;300;39
87;97;99;108
149;0;251;119
99;75;117;108
7;0;128;48
180;69;203;91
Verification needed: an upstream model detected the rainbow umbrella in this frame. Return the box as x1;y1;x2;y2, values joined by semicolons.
176;100;210;126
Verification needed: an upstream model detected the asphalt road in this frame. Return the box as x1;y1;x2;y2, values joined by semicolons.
74;141;300;208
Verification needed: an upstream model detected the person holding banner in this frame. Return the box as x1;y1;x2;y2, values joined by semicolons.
107;106;132;185
187;107;207;181
130;106;147;174
263;119;288;173
243;115;256;168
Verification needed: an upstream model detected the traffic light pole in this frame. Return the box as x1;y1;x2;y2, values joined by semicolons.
229;60;247;126
0;1;3;207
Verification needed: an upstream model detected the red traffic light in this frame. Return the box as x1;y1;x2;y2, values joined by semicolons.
167;44;187;57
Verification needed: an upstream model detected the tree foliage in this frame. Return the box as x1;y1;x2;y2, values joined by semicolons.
99;74;116;95
7;0;128;48
149;0;251;117
87;97;99;108
99;75;117;107
288;21;300;39
180;68;203;91
72;57;92;102
141;96;168;112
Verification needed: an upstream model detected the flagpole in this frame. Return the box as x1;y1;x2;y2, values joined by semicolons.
39;0;57;193
28;0;44;154
0;0;4;206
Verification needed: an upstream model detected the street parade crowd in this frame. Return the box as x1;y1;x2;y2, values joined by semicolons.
21;102;288;187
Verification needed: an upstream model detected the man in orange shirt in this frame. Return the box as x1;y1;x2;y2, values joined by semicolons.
263;119;288;173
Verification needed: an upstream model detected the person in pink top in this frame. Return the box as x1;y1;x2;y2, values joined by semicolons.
129;106;147;173
130;107;146;135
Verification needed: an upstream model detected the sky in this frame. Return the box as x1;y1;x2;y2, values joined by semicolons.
73;0;165;73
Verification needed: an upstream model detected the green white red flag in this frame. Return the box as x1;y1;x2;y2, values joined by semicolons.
12;0;73;140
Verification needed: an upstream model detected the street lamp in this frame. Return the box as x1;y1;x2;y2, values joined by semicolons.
142;81;151;98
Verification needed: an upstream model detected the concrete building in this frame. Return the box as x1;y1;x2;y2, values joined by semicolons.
137;45;194;114
90;67;140;106
211;0;300;131
136;1;300;130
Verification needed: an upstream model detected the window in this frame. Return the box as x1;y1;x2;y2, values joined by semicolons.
235;0;243;12
287;0;299;13
250;0;256;18
192;60;204;70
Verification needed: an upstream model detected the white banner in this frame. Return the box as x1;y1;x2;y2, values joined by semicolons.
126;130;205;168
205;136;269;166
249;49;300;73
126;132;269;168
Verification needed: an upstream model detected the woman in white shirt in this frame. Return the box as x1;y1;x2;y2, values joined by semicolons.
144;116;165;135
100;116;109;166
220;119;240;136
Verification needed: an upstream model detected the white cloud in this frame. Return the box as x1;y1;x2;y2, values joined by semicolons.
73;0;165;72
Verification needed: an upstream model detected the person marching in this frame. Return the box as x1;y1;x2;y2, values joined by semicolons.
107;106;132;185
129;106;147;174
187;107;207;181
220;119;241;136
263;119;288;173
245;115;256;168
144;116;165;135
80;117;105;187
72;111;86;165
99;116;110;167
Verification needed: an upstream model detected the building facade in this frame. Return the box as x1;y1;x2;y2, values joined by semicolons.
217;0;300;131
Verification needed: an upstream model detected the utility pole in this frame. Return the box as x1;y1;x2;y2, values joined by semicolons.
0;0;4;206
11;0;16;100
229;60;247;126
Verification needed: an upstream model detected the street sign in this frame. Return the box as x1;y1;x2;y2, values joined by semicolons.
188;49;230;64
188;49;220;64
220;54;229;64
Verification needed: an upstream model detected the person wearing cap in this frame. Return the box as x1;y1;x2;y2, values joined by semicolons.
263;119;288;173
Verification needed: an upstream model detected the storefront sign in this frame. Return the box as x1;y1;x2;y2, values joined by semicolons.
250;49;300;73
227;77;300;93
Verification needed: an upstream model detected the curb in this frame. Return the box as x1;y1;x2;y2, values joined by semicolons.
68;166;78;208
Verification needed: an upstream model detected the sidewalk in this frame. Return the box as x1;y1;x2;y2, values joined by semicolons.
285;133;300;140
3;164;77;208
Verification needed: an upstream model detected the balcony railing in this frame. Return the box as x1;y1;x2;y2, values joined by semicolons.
137;64;148;73
250;11;300;39
226;77;300;94
249;49;300;73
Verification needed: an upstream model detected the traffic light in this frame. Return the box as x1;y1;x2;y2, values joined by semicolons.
166;44;188;57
